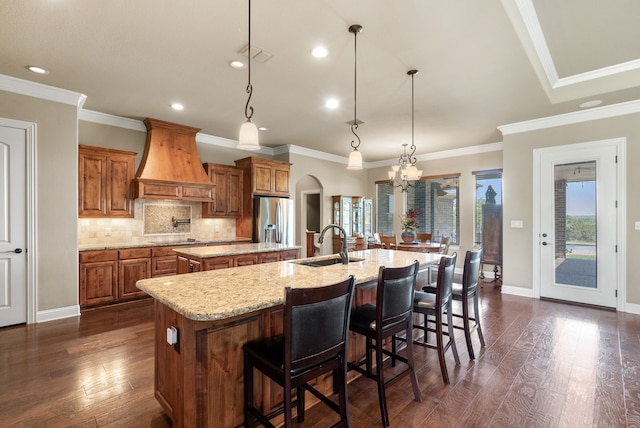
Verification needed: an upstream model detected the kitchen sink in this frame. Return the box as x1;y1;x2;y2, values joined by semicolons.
292;256;364;267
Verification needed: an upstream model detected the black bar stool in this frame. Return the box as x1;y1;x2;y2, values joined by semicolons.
347;261;421;427
243;276;356;428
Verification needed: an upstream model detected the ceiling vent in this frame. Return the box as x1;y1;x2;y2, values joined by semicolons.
237;44;273;63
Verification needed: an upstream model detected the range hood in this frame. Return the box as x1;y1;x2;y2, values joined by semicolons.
132;118;214;201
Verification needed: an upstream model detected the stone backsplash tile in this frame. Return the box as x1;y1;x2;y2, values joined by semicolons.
78;200;237;247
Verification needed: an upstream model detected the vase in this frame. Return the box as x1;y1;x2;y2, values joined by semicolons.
401;230;416;243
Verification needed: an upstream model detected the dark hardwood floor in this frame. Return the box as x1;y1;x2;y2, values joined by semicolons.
2;283;640;427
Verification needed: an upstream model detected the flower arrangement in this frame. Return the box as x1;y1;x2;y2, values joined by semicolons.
401;208;420;232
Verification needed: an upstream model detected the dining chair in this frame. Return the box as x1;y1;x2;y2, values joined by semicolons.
243;276;356;428
379;232;396;249
411;253;460;384
416;232;432;243
423;249;485;359
348;261;421;427
439;236;451;254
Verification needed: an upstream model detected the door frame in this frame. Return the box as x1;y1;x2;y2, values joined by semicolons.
532;137;626;311
0;117;37;324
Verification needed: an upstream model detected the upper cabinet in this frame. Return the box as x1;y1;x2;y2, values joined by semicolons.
235;157;291;197
78;145;136;218
202;163;243;218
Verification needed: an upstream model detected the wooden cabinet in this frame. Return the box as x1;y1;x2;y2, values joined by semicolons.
176;249;300;274
235;157;292;238
79;250;118;306
118;248;151;301
78;145;136;218
202;163;243;218
481;204;503;280
235;157;291;197
151;245;187;277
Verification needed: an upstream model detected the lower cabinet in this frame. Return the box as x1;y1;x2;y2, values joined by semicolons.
118;248;151;301
176;249;299;274
79;250;118;307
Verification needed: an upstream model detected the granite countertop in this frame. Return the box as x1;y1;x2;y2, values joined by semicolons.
173;243;302;258
78;238;253;251
136;249;440;322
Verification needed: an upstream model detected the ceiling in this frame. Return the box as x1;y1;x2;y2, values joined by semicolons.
2;0;640;163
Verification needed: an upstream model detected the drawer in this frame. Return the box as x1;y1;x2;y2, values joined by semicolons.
152;245;189;257
119;247;151;259
79;250;118;263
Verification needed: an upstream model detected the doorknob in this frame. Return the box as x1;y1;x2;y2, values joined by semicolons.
541;242;551;246
1;248;23;253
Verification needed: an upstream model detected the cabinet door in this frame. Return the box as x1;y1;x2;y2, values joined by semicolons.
253;163;273;195
272;165;290;196
152;255;178;277
204;256;234;270
211;169;229;216
79;151;106;216
258;252;279;264
80;261;117;306
106;153;135;217
235;254;258;267
119;258;151;300
227;169;243;216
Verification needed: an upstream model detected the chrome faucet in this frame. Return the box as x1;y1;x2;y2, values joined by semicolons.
318;224;350;264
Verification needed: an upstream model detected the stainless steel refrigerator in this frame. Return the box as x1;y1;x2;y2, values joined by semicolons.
253;196;295;245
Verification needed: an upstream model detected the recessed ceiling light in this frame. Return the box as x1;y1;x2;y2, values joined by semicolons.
579;100;602;108
312;46;328;58
26;65;49;75
171;103;184;111
229;60;245;69
325;98;339;109
258;127;267;131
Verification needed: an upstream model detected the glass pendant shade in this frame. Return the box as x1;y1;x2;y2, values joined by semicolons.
347;149;363;170
388;170;396;180
238;120;260;150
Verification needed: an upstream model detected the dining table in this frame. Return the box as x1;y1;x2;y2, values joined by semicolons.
395;241;443;253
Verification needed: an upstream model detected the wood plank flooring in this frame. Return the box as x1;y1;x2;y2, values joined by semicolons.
2;284;640;427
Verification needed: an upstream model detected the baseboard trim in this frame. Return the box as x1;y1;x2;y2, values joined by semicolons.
500;284;534;298
37;305;81;323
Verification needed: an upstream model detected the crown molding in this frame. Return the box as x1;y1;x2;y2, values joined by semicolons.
498;98;640;135
78;109;146;131
0;74;86;108
282;144;351;165
367;142;504;169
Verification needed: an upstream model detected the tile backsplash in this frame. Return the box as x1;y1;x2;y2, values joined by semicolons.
78;200;237;247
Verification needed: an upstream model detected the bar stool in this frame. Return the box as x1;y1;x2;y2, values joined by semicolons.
243;276;356;428
347;261;421;427
412;254;460;384
423;249;485;359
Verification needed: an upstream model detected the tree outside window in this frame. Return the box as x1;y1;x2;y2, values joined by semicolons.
473;169;503;245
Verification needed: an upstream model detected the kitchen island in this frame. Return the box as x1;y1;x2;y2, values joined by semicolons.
136;249;440;427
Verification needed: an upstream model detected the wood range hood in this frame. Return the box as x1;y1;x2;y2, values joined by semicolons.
132;118;214;201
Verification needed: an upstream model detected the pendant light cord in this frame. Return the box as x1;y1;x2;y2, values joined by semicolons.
244;0;254;121
350;25;362;150
408;69;417;163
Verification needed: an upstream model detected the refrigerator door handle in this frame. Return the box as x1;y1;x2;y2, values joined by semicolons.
275;201;282;243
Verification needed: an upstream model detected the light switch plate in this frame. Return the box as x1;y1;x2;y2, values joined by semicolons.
635;221;640;230
511;220;524;228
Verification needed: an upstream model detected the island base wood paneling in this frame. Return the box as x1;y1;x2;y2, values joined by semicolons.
153;279;376;427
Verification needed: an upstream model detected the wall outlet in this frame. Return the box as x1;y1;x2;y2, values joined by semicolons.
105;227;112;237
635;221;640;230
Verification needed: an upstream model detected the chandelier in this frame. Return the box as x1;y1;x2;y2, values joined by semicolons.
388;69;422;192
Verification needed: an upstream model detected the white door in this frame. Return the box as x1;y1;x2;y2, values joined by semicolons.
536;141;618;308
0;124;27;326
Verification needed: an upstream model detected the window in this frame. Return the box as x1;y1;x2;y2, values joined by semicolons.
376;182;394;235
473;169;502;245
406;174;460;244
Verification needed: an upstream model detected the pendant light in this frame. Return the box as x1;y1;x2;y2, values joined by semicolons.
346;24;364;170
388;69;422;191
238;0;260;150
